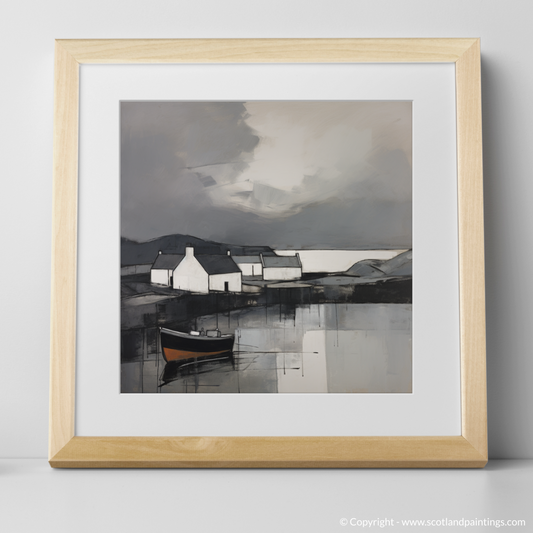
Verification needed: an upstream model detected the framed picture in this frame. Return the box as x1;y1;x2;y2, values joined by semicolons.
50;39;486;467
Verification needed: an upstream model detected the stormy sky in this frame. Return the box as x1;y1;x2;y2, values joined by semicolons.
121;101;411;249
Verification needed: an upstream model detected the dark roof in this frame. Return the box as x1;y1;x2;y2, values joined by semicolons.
195;255;241;275
261;254;301;268
232;255;262;264
151;254;184;270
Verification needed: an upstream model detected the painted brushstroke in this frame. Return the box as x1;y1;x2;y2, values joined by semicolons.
120;101;412;394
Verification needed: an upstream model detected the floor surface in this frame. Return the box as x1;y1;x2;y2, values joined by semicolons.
1;459;531;532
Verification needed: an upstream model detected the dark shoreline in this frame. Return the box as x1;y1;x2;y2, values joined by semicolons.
121;274;411;329
121;274;411;362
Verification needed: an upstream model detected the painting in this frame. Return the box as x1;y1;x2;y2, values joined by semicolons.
120;101;412;394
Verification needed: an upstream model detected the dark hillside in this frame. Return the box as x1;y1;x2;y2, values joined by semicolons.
121;234;274;266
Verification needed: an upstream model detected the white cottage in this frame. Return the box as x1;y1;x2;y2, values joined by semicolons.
260;253;302;281
151;247;242;294
232;255;263;277
150;253;183;286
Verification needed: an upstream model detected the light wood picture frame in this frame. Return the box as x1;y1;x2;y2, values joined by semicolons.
50;38;486;468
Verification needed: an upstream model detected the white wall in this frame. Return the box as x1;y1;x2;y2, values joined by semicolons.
237;263;263;276
173;255;209;293
263;267;302;281
1;0;533;463
209;272;242;292
238;263;253;276
150;268;170;285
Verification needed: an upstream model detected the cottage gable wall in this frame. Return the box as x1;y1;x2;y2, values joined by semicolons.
237;263;262;276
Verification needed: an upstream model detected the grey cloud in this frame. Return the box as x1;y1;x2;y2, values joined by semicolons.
121;101;411;248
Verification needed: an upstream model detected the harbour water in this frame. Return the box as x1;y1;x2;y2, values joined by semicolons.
121;303;412;394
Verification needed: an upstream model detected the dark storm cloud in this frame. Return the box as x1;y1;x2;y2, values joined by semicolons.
121;101;259;240
121;101;412;248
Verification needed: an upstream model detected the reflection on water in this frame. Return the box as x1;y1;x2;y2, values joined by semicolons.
159;353;235;387
121;303;411;394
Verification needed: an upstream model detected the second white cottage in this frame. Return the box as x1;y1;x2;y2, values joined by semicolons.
260;253;302;281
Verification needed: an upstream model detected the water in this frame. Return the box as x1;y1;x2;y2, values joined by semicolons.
121;303;412;394
274;249;408;273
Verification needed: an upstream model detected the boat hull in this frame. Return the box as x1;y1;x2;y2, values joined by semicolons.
160;328;234;362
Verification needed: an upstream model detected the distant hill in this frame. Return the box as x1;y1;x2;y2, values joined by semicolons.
346;250;412;278
345;258;386;277
121;234;274;266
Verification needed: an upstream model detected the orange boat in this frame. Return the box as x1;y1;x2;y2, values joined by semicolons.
160;327;234;362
